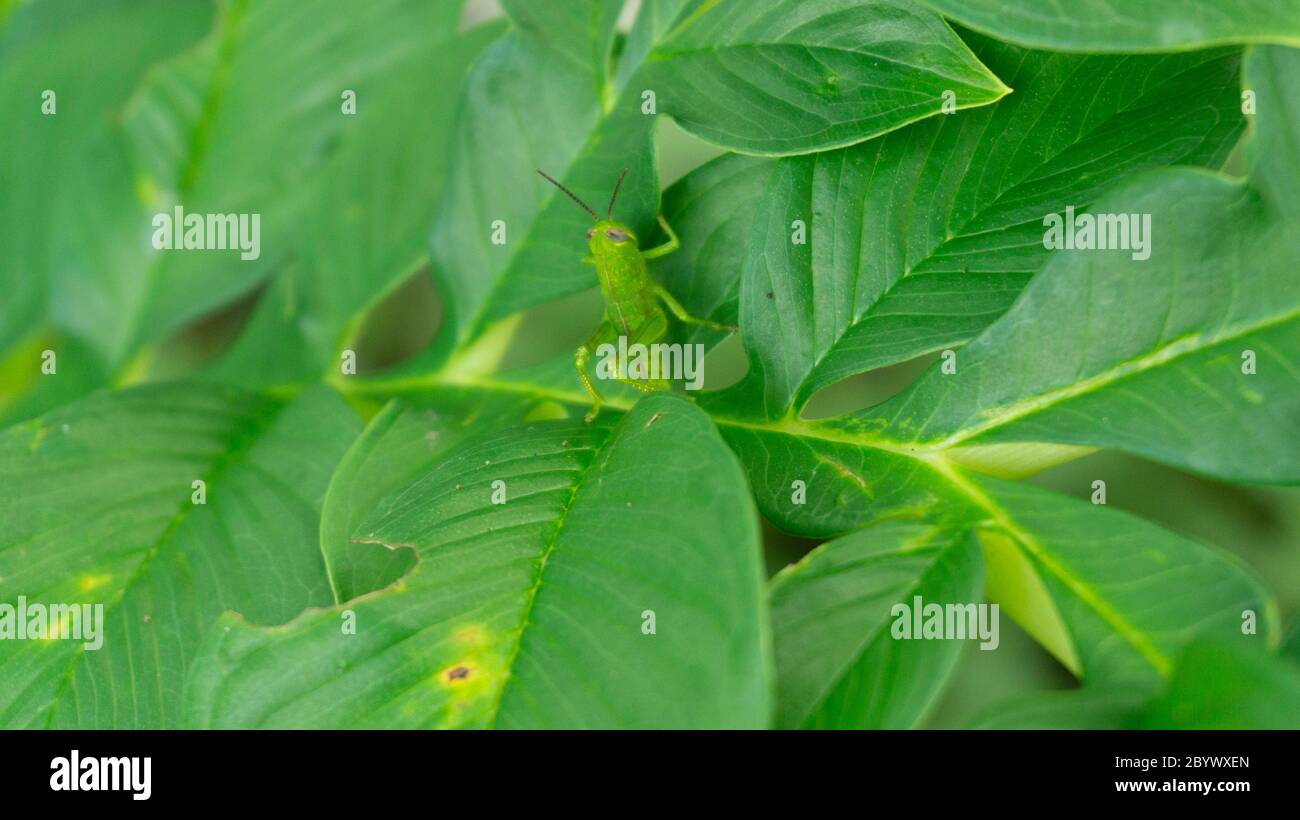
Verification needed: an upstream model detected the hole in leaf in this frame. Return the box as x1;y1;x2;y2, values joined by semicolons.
351;268;441;375
800;351;941;421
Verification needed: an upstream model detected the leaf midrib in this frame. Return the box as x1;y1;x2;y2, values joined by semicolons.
42;396;288;728
911;303;1300;452
484;419;616;728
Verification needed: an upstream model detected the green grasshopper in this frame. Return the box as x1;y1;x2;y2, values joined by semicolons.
538;169;735;422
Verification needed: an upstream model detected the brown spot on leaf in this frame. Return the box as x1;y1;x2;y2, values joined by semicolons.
447;666;470;681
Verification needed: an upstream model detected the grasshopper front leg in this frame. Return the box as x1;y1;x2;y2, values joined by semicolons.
641;214;681;260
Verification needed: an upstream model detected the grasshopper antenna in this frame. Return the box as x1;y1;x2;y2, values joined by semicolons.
537;170;599;222
607;168;629;219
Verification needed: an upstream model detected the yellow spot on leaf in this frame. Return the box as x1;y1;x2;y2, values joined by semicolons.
453;624;487;646
78;573;111;592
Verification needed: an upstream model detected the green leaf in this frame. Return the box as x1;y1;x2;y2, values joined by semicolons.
715;415;974;537
770;516;982;728
0;384;359;728
204;15;506;387
968;476;1277;688
0;0;213;416
116;0;472;364
320;390;559;603
925;0;1300;52
870;46;1300;484
184;395;772;728
501;0;622;86
735;39;1245;417
1139;642;1300;729
640;0;1009;155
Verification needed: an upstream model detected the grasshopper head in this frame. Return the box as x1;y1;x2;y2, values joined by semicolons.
586;219;636;253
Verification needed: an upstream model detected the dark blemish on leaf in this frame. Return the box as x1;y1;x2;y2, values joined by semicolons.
766;291;773;299
447;665;470;681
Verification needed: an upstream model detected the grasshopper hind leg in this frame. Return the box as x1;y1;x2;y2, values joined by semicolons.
576;317;677;422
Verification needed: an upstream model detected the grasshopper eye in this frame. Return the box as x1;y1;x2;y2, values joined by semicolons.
604;228;630;243
586;228;596;240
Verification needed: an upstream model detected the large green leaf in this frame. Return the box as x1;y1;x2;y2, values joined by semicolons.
770;517;983;728
869;46;1300;484
926;0;1300;52
204;14;505;387
639;0;1009;155
0;0;213;418
184;394;771;728
735;39;1244;417
0;384;359;728
116;0;467;362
